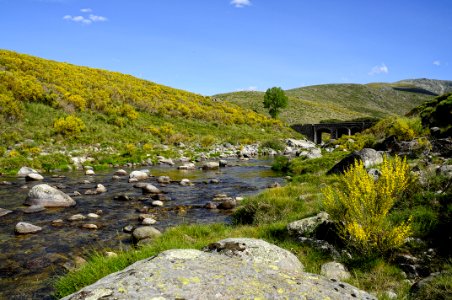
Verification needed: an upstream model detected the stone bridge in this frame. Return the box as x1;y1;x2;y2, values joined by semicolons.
291;122;375;144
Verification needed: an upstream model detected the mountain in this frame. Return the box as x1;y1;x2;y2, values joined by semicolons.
395;78;452;96
214;81;443;124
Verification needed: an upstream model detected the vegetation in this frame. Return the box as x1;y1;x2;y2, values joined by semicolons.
0;50;298;173
215;83;436;124
323;156;412;255
263;86;288;118
415;93;452;136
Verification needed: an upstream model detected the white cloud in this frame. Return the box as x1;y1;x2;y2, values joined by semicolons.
89;14;107;22
433;60;441;66
230;0;251;8
63;10;107;25
237;86;258;91
368;63;389;75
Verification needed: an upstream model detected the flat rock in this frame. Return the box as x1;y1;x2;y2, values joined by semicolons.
62;238;375;300
15;222;42;234
17;167;39;177
22;205;46;214
25;184;76;207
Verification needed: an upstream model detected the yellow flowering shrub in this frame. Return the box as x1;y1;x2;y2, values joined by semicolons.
53;115;86;137
323;155;412;254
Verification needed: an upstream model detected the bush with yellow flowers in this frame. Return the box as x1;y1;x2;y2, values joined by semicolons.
53;115;86;137
323;155;412;255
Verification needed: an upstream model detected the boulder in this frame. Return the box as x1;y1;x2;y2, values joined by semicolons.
25;173;44;181
132;226;162;241
15;222;42;234
287;212;331;238
17;167;39;177
320;262;351;281
25;184;76;207
328;148;383;174
62;238;375;300
286;138;316;149
129;170;148;182
202;161;220;170
142;184;161;194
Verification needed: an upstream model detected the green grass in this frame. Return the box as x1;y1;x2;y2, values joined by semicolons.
214;83;435;124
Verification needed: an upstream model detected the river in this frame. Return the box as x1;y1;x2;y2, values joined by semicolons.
0;158;283;299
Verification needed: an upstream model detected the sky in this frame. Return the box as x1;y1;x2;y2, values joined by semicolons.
1;0;451;95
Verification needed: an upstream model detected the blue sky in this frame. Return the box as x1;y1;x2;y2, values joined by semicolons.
1;0;451;95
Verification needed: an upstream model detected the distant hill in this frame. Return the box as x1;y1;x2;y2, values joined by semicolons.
214;81;445;124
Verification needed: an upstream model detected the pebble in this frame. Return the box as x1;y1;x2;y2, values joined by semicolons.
82;223;98;230
151;200;164;207
68;214;86;221
87;213;100;219
142;218;157;225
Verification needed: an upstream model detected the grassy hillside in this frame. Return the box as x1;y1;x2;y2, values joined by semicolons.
215;82;437;124
0;50;295;172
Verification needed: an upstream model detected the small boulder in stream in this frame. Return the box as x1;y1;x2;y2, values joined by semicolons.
25;184;76;208
15;222;42;234
25;173;44;181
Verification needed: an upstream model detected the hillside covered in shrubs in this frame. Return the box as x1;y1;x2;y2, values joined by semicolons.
0;50;295;173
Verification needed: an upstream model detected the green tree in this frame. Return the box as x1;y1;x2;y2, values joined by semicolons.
263;87;288;118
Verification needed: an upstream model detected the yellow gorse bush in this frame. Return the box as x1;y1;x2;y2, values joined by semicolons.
323;155;411;254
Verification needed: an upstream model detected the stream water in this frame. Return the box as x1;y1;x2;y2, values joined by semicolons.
0;159;283;299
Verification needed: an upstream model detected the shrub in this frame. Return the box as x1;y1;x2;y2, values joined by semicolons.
365;116;426;141
323;155;412;255
261;139;285;151
334;133;376;151
53;115;86;137
0;92;24;121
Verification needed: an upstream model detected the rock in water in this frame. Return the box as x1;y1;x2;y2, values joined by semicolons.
129;170;149;181
61;238;376;300
202;161;220;170
25;173;44;181
17;167;39;177
15;222;42;234
25;184;76;207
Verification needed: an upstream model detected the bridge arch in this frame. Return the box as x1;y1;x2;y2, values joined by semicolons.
291;122;375;144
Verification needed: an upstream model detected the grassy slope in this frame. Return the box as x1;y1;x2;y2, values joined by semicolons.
214;83;435;124
0;50;297;172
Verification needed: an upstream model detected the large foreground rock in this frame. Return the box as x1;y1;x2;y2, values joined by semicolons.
24;184;76;207
62;238;375;300
328;148;383;174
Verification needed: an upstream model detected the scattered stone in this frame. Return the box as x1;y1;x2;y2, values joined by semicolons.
178;163;196;170
0;208;13;217
25;184;76;207
123;225;134;233
217;198;237;210
22;205;46;214
202;161;220;170
17;167;39;177
82;223;98;230
111;175;120;180
129;170;149;182
287;212;331;238
71;191;82;196
151;200;164;207
87;213;100;219
132;226;162;241
0;181;12;185
114;169;128;176
96;184;107;193
157;176;171;184
209;178;220;184
84;189;98;195
133;182;148;188
15;222;42;234
105;251;118;258
142;184;161;194
180;178;192;186
51;219;64;226
204;202;217;209
268;182;281;188
320;262;351;281
68;214;86;221
219;160;228;167
85;169;95;176
142;218;157;225
138;213;154;220
25;173;44;181
158;157;175;166
114;194;131;201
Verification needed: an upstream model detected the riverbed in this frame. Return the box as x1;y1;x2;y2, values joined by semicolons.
0;159;283;299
